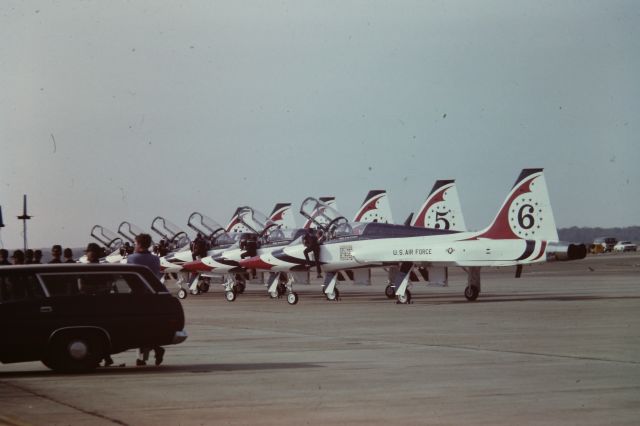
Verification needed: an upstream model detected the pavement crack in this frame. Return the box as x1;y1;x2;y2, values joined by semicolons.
0;380;129;426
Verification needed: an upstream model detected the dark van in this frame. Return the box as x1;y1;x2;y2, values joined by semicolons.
0;263;187;372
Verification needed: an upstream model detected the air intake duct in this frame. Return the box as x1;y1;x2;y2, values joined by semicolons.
546;242;587;261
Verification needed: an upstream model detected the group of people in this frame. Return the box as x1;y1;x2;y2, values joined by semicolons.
0;245;76;265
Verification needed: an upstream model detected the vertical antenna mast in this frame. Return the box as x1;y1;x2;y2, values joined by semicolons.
17;194;32;251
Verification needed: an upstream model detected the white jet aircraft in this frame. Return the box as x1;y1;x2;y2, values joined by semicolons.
182;190;395;304
239;180;467;300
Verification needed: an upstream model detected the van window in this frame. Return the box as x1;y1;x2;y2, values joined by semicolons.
0;273;45;303
39;273;151;296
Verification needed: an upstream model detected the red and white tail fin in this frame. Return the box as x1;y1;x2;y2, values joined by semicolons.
319;196;338;210
269;203;296;229
477;169;559;241
226;207;249;233
352;190;394;224
411;180;466;231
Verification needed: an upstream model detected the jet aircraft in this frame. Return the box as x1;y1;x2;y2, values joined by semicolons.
182;190;395;304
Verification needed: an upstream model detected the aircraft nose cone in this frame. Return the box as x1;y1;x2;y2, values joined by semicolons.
239;256;274;271
182;259;214;272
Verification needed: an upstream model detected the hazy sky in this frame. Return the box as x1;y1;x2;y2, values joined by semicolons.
1;0;638;250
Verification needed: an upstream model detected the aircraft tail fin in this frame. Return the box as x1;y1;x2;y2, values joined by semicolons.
403;213;414;226
411;180;466;231
352;190;394;224
269;203;296;229
477;169;559;241
225;207;245;233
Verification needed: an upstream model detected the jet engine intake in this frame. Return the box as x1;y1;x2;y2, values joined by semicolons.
546;242;587;261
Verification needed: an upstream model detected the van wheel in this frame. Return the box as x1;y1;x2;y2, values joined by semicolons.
46;332;104;373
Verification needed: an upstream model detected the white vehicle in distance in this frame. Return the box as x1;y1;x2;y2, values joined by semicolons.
613;241;637;252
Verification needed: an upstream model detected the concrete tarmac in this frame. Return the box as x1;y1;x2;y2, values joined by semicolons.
1;253;639;425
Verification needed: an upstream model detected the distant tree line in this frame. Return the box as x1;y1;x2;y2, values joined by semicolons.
558;226;640;244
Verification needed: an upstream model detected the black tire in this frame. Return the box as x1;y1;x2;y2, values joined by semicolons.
46;332;105;373
237;283;246;294
464;286;480;301
384;284;395;299
198;281;210;293
276;283;286;297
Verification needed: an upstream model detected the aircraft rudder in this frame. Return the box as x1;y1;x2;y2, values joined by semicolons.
411;180;466;231
353;190;394;223
478;169;559;241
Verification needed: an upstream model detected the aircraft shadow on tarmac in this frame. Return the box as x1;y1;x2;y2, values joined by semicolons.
407;293;640;304
191;290;640;305
0;362;325;379
249;291;640;305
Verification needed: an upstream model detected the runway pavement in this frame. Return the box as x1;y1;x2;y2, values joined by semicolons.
1;253;639;425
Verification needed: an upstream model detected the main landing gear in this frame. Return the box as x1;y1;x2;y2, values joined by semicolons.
267;273;299;305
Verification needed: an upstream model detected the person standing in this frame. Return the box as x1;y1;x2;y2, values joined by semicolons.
0;249;11;265
127;233;165;366
11;250;25;265
303;229;323;278
63;248;75;263
33;250;43;264
84;243;114;366
49;245;63;263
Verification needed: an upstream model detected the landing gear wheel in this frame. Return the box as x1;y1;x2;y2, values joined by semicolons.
198;281;210;293
225;290;237;302
384;284;395;299
177;288;187;299
396;289;412;304
190;288;200;295
325;288;340;301
287;292;299;305
464;286;480;301
276;283;286;297
269;291;278;299
236;283;246;294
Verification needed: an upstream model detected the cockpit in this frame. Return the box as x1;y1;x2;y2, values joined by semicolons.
117;221;147;245
260;226;305;246
298;197;460;242
90;225;124;253
150;216;191;252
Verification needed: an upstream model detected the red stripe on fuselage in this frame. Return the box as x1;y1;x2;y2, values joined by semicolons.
181;259;214;272
239;256;274;270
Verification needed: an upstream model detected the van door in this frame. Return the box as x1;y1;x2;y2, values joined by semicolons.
0;271;48;363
